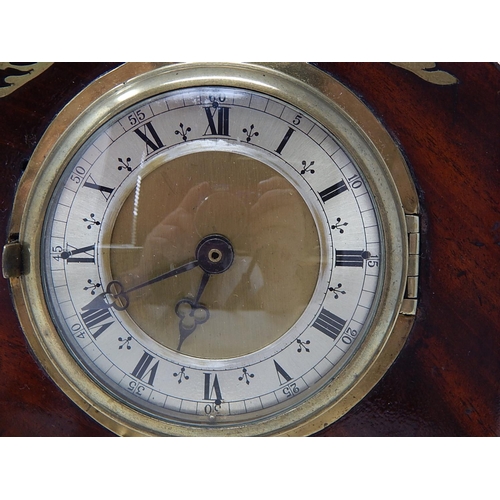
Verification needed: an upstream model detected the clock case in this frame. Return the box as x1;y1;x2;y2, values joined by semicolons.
0;62;498;436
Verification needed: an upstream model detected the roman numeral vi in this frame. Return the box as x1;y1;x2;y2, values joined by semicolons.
204;373;223;403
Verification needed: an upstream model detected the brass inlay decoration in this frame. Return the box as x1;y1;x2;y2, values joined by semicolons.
391;62;458;85
0;62;53;98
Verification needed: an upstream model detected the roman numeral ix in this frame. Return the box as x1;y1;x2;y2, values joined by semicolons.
61;244;96;264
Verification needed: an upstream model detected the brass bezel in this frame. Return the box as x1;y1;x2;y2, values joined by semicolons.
7;63;418;436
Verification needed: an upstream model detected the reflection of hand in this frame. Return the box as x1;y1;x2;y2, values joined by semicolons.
246;176;310;313
250;176;306;247
138;182;211;279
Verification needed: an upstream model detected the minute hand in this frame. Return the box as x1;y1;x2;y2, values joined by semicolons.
82;260;199;311
126;260;199;294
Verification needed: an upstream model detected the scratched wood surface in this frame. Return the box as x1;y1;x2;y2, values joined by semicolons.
0;62;498;436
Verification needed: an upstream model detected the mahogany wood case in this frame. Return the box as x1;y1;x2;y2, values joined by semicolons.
0;62;498;436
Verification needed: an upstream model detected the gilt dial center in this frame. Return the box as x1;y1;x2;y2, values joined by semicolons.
109;150;322;359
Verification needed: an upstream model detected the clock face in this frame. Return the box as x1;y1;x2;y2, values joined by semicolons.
9;63;417;436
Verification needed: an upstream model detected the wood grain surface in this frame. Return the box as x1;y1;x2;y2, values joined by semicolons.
0;62;498;436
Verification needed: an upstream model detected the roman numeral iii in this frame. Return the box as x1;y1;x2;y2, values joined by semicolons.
336;250;366;267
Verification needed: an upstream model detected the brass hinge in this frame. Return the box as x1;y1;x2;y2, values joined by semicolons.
401;214;419;315
2;238;23;279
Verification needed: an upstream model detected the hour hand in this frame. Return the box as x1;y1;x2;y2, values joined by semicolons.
175;271;211;350
175;298;210;351
173;235;235;350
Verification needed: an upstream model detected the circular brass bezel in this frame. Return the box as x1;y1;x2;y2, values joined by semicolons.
8;63;418;436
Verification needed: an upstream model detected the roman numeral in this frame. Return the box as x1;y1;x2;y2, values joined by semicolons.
83;175;114;201
275;127;295;154
204;106;230;136
61;244;95;264
336;250;365;267
81;307;114;339
131;351;159;386
134;121;165;154
313;308;346;340
319;180;348;203
273;360;292;385
204;373;223;403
